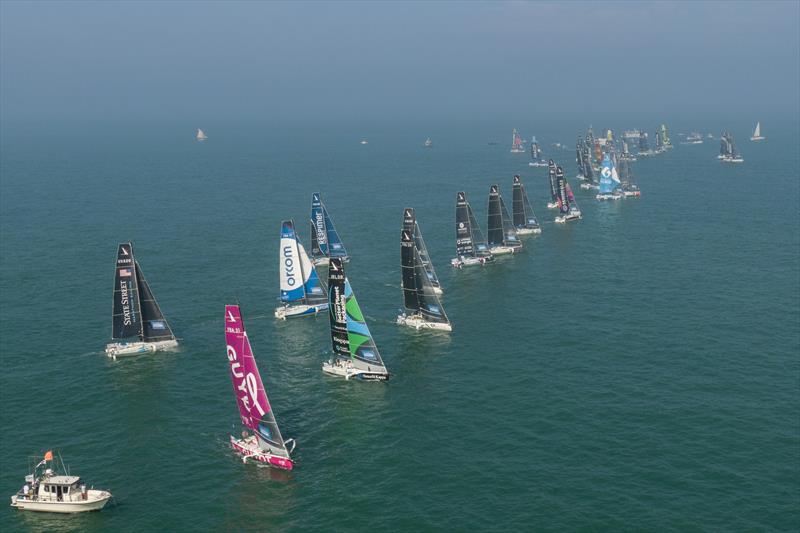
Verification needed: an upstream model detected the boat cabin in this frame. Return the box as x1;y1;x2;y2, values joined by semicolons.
22;474;87;502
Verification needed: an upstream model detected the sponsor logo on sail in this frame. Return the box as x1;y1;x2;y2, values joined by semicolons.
150;320;166;330
119;268;132;277
283;245;296;286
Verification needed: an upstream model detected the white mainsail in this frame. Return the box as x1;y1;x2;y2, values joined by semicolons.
196;128;207;141
750;122;764;141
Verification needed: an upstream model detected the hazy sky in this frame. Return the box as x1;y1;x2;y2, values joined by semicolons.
2;1;798;122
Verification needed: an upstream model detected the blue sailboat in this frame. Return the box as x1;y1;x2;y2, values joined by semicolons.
275;220;329;319
596;153;622;200
310;192;349;266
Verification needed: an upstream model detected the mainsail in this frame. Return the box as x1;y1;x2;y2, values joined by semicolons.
403;208;441;292
310;193;348;261
512;175;540;230
455;192;491;258
280;220;326;305
327;259;388;374
487;185;521;248
225;304;290;458
511;128;524;152
112;243;141;340
548;159;559;203
401;229;449;324
598;153;620;195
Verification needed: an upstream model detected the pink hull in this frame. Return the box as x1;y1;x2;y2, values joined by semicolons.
230;438;294;470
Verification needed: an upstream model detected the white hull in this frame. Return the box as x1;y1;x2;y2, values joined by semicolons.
10;490;111;513
105;339;178;358
580;182;598;190
510;149;525;153
396;314;452;332
528;161;548;167
750;136;765;141
451;256;489;268
722;157;744;164
432;286;443;295
596;193;623;201
515;227;541;235
555;213;582;224
622;190;641;197
488;245;517;255
274;302;328;319
322;360;388;381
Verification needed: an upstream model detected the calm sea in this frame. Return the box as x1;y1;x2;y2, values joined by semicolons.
1;117;798;531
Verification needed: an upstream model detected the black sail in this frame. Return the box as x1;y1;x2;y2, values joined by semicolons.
556;166;570;213
498;193;521;248
400;229;420;312
403;207;440;289
512;176;525;227
413;246;449;324
111;242;142;340
466;200;490;257
487;185;504;246
548;160;559;202
455;192;475;258
135;262;175;342
327;258;351;360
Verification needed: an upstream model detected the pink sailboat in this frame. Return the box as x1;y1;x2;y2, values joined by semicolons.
225;304;295;469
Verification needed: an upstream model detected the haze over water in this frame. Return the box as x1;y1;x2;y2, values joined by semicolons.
1;2;799;531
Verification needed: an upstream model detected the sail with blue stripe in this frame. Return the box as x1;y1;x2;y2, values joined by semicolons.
280;220;326;305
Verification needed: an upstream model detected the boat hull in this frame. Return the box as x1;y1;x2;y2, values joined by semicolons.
321;361;388;381
515;227;541;235
750;136;765;141
396;314;452;332
622;190;641;197
488;245;518;255
274;303;328;320
105;339;178;358
229;435;293;470
596;193;623;201
10;490;112;513
450;256;489;268
555;213;582;224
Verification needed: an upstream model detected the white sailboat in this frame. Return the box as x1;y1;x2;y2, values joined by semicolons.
750;122;765;141
196;129;207;141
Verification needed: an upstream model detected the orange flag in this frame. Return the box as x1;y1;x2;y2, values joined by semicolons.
44;451;53;461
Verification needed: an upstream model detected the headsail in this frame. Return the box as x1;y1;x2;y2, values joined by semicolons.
403;208;441;291
401;229;449;324
112;243;141;340
327;259;388;374
225;305;290;458
280;220;326;305
136;263;175;342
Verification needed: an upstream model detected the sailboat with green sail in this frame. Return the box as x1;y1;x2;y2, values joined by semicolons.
322;258;389;381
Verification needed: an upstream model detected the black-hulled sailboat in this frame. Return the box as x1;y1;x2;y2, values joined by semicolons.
618;157;641;197
403;208;442;294
487;184;522;254
451;191;494;268
310;192;349;266
554;166;582;223
106;242;178;358
397;228;452;332
322;259;389;381
511;175;541;235
579;142;598;190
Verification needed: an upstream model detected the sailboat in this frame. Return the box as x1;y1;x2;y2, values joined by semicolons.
196;129;207;141
579;143;598;190
322;259;389;381
596;153;623;200
750;122;765;141
424;137;433;147
310;192;349;266
511;175;541;234
684;132;704;144
528;136;547;166
275;220;329;319
451;192;494;268
397;228;452;332
510;128;525;153
105;243;178;358
721;132;744;163
654;131;664;154
226;305;295;469
547;159;560;208
618;158;641;197
403;208;442;295
661;124;673;149
554;166;582;223
487;184;523;255
576;137;586;180
638;132;654;156
718;132;731;159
